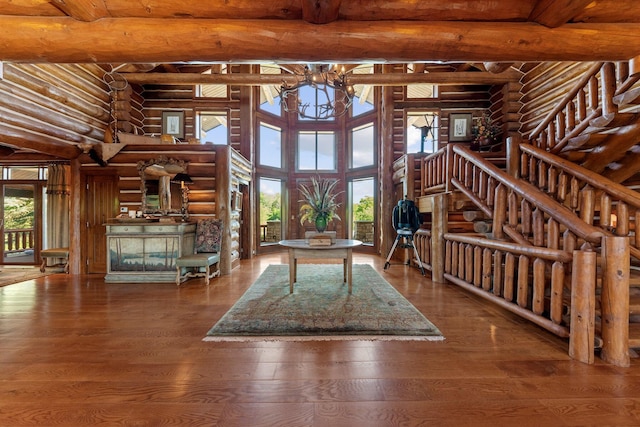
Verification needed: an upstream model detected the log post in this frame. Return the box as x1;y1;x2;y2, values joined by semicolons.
431;193;448;283
568;249;596;364
68;158;82;275
215;145;232;275
600;236;630;367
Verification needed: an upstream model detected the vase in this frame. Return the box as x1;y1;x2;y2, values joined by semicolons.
315;213;328;233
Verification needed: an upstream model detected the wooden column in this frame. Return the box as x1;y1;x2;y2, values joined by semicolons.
379;65;396;256
68;158;82;275
568;249;596;364
215;145;232;275
238;64;254;259
431;193;448;283
600;236;630;367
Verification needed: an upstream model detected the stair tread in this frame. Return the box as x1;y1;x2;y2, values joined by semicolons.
613;86;640;108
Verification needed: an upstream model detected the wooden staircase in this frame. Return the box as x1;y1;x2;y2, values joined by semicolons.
396;60;640;367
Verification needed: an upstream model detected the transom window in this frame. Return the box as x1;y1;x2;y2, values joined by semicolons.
407;111;439;154
196;65;228;98
196;111;228;145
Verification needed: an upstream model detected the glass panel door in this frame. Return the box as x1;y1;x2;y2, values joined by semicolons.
349;178;375;246
259;177;283;246
3;184;36;264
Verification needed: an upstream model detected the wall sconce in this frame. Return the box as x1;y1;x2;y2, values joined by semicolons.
171;173;193;221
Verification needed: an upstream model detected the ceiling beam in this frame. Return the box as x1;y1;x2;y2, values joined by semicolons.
1;18;639;63
120;70;521;86
529;0;594;28
0;126;80;159
49;0;110;22
301;0;342;24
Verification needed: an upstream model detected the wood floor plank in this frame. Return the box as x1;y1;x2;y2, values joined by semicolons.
0;252;639;426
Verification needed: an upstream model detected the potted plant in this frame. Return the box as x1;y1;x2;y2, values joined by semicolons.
299;176;342;233
472;113;501;151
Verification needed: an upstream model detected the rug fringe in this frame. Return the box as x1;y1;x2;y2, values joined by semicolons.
203;335;445;342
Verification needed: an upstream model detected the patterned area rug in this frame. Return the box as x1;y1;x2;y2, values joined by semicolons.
204;264;444;342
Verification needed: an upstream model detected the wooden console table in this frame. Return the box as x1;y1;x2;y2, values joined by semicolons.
105;221;196;283
278;239;362;294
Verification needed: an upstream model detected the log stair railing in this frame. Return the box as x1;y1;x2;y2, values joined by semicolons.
411;143;630;366
516;142;640;351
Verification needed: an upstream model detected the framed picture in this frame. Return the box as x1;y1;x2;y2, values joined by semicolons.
231;191;243;211
162;111;184;138
448;113;473;142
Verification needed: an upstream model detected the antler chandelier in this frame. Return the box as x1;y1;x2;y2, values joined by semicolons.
280;65;355;120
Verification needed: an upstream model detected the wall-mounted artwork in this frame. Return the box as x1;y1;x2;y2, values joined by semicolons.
162;111;185;138
448;113;473;142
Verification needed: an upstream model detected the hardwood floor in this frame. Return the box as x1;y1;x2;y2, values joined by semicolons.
1;252;639;426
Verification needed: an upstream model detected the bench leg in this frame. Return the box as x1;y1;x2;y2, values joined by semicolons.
40;258;46;273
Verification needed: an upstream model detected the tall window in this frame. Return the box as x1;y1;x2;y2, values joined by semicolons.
297;131;336;171
197;111;228;145
350;123;375;169
259;123;282;168
407;112;439;154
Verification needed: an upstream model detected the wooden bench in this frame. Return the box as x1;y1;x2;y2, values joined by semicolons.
175;218;223;286
175;253;220;286
40;248;69;273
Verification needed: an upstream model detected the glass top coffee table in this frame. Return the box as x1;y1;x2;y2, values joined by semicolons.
278;239;363;294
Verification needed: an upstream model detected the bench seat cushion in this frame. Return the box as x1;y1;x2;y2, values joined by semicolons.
176;253;220;268
41;248;69;258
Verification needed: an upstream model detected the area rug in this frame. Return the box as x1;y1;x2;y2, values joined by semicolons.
204;264;444;342
0;266;54;288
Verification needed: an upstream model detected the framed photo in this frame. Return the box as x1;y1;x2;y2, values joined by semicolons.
162;111;184;138
448;113;473;142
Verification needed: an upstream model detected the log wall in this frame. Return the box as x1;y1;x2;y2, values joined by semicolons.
0;63;109;159
140;65;244;153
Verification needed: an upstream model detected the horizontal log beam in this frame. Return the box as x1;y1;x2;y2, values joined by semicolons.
1;18;639;63
121;70;520;86
0;125;81;159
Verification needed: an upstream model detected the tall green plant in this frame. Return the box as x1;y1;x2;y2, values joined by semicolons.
299;176;342;225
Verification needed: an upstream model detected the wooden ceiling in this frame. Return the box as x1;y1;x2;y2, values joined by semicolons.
0;0;638;66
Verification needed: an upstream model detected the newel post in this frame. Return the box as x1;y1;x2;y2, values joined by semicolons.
600;236;630;367
569;249;596;364
430;193;448;283
506;134;521;179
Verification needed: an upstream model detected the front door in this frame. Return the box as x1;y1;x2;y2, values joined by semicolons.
84;173;118;274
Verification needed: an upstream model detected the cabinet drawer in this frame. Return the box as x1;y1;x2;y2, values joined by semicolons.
144;225;179;233
109;225;144;233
